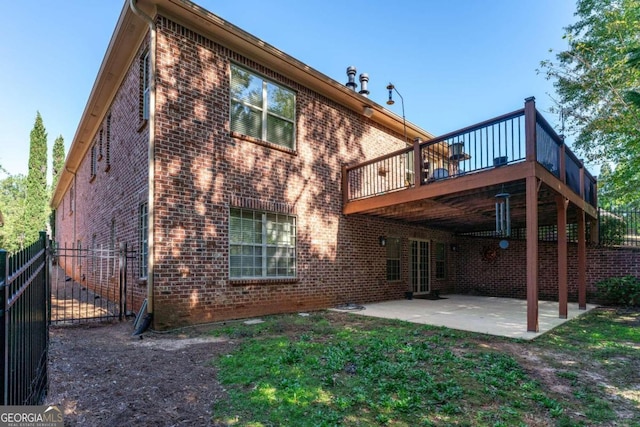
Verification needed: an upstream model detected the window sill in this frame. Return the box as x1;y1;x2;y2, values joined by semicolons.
230;131;297;156
230;277;299;286
137;278;148;286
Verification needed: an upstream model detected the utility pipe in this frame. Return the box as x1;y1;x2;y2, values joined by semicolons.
129;0;156;325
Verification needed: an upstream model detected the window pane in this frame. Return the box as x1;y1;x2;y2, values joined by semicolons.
231;102;262;139
231;65;262;106
230;215;242;243
267;83;294;119
266;115;294;148
386;237;400;258
387;260;400;281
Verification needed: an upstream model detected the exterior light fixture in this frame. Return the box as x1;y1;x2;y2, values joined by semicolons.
386;83;407;143
363;105;374;118
495;189;511;237
379;236;387;247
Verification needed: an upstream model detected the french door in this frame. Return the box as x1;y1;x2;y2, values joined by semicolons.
409;239;430;294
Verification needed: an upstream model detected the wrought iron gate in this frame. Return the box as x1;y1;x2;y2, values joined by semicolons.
50;242;136;324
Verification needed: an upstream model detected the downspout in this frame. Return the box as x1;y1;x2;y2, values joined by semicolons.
130;0;156;330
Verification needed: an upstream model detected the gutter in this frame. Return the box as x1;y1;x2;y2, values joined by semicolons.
130;0;156;332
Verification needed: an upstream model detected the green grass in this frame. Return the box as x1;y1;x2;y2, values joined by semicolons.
206;308;640;426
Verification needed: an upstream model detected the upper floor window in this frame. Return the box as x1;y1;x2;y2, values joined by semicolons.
141;51;150;121
90;144;97;181
230;64;295;150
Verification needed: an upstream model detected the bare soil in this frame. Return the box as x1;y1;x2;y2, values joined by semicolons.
45;309;639;426
46;321;233;426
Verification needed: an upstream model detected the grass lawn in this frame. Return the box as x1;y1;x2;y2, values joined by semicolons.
205;307;639;426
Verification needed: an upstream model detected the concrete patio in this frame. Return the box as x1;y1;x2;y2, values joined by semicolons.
333;295;597;340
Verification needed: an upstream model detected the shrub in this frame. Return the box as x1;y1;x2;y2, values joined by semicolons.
595;275;640;306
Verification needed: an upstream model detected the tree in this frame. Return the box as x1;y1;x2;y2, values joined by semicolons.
24;112;48;244
0;167;27;253
539;0;640;204
52;135;65;191
625;47;640;108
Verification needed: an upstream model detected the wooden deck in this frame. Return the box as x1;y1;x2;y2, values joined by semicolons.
342;98;597;332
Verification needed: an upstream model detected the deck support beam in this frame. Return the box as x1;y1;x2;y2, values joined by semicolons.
577;210;587;309
526;175;539;332
556;196;568;319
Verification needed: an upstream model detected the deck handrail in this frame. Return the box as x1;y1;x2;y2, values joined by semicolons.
343;98;597;208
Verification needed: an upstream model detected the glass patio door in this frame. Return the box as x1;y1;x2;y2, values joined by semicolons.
409;239;430;294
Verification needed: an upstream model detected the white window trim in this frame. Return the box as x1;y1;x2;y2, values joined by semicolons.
230;64;296;149
229;207;297;280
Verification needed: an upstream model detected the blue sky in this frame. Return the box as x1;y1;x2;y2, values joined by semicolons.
0;0;578;179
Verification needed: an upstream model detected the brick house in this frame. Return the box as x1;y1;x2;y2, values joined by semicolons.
51;0;599;331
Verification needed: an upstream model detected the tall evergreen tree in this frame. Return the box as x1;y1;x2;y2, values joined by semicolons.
24;112;48;243
52;135;65;191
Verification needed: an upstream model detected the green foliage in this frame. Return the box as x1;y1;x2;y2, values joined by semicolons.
598;209;627;244
210;314;563;426
24;112;48;243
596;275;640;306
625;47;640;108
0;170;27;253
51;135;65;239
52;135;65;191
539;0;640;204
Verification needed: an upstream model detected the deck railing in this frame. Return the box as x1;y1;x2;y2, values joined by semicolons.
343;97;597;208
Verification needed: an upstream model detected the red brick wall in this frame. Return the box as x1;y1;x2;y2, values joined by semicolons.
55;39;151;312
55;12;640;329
455;236;640;302
149;17;458;328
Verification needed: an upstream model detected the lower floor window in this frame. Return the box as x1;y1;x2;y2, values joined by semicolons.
229;207;296;279
386;237;401;281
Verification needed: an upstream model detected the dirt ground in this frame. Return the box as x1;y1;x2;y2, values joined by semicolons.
45;309;639;426
46;320;234;426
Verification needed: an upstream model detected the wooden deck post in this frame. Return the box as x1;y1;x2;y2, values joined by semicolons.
556;196;568;319
524;97;537;162
577;210;587;309
526;175;539;332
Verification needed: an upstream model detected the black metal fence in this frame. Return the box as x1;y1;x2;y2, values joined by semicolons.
599;208;640;247
460;208;640;248
0;231;49;405
50;242;137;324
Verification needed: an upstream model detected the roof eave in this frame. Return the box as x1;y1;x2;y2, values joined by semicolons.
51;0;433;209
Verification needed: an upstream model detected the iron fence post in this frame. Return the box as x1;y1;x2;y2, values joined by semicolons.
0;248;7;405
40;231;49;400
119;242;126;321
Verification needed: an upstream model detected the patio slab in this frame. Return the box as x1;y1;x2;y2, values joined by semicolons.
333;295;597;340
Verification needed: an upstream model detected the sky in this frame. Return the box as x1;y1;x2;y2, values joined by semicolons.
0;0;579;179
